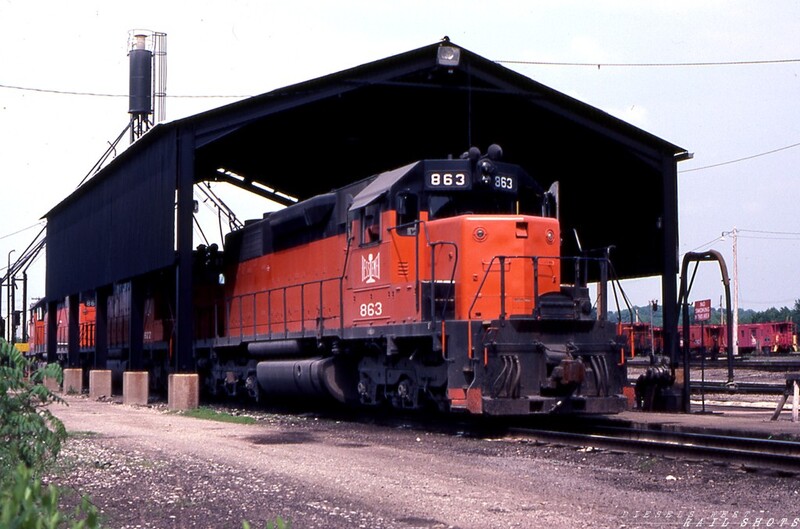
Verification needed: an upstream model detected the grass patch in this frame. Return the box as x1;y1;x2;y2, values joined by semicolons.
68;431;100;439
180;407;257;425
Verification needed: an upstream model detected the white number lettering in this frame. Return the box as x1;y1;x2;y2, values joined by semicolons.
430;172;467;187
494;176;514;190
358;302;383;318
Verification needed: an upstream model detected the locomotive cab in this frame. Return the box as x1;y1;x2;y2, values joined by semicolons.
342;146;627;414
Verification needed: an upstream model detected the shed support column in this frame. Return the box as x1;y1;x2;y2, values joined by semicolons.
67;294;80;368
661;154;682;408
94;286;110;369
46;299;59;365
661;154;679;366
129;277;145;371
175;127;195;373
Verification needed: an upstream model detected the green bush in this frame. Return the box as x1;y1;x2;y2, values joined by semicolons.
0;463;100;529
0;339;66;482
0;339;101;528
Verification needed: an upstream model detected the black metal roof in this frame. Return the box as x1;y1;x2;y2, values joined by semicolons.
47;40;686;297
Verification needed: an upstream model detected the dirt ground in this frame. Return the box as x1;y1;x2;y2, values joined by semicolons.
46;395;800;529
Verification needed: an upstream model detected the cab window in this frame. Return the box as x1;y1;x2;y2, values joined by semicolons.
360;204;381;245
395;192;418;236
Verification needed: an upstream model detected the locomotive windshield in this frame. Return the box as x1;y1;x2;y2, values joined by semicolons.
421;156;546;220
428;191;523;219
350;148;551;233
425;169;545;220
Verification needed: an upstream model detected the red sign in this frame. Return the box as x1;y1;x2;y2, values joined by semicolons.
694;299;711;322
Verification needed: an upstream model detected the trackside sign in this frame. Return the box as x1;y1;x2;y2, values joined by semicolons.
694;299;711;322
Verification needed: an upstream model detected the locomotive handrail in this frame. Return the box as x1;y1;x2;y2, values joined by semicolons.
223;275;343;343
389;219;458;326
467;254;612;320
387;219;423;314
428;240;458;328
220;232;355;344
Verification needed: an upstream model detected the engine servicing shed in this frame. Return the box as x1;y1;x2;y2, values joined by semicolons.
43;40;688;373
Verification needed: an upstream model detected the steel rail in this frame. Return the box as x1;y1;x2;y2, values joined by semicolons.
510;425;800;474
689;381;785;394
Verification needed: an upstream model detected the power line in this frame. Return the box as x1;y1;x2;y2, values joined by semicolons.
0;221;46;242
686;228;800;254
497;58;800;68
0;83;250;99
736;229;800;241
679;141;800;173
4;66;799;179
686;236;723;253
5;54;800;99
738;229;800;236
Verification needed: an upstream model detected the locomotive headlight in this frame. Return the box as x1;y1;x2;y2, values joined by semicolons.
479;159;495;185
545;229;555;244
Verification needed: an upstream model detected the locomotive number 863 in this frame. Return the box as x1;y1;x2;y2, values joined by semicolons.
191;144;629;415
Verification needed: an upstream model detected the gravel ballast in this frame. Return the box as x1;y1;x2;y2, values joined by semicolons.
47;395;800;528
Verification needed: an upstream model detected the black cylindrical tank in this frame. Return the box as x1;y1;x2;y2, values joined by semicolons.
256;357;354;403
129;45;152;115
256;358;336;399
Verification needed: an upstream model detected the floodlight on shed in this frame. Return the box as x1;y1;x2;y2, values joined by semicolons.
437;45;461;67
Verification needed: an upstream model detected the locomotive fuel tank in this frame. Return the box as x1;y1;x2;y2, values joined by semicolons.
255;357;356;403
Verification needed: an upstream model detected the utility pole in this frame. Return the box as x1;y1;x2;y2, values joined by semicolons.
721;228;738;357
6;249;14;342
650;299;658;354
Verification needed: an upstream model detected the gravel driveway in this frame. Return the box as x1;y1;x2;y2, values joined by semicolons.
47;395;800;529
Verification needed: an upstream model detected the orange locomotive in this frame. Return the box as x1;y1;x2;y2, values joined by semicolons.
199;146;628;415
28;284;173;372
28;298;96;358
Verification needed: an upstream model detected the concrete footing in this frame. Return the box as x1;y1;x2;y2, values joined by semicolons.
168;373;199;410
63;368;83;394
89;370;113;400
123;371;149;406
43;376;61;393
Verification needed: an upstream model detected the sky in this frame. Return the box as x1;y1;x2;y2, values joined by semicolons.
1;0;799;318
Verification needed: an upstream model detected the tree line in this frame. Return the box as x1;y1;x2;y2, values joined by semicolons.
612;299;800;328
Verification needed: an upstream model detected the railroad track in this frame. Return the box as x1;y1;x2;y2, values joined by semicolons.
626;378;786;394
205;396;800;475
510;423;800;475
690;380;785;394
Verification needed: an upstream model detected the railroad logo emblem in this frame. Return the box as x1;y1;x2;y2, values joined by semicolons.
362;252;380;284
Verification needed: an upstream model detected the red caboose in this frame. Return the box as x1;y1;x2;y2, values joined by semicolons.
736;322;797;355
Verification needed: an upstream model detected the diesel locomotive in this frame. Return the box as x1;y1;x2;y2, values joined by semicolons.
30;145;629;415
195;145;628;415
